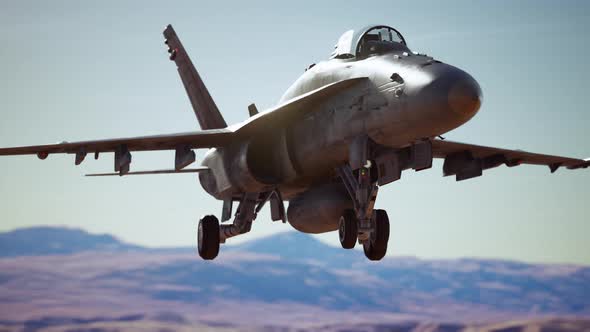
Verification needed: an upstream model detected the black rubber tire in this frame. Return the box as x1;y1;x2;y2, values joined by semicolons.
197;215;220;260
339;209;358;249
363;209;390;261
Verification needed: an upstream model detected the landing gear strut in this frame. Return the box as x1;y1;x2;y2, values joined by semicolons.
196;190;286;260
197;193;257;260
337;136;391;260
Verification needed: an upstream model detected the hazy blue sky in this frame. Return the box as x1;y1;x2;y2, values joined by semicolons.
0;0;588;264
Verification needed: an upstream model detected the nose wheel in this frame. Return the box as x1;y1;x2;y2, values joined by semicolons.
197;215;220;260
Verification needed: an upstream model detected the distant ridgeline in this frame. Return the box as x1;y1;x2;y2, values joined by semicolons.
0;226;589;318
0;226;142;257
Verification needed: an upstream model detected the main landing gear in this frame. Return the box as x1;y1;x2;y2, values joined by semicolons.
196;191;285;260
336;136;432;260
197;215;220;260
339;208;390;260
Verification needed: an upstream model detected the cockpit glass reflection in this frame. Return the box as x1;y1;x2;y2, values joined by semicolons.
357;26;409;59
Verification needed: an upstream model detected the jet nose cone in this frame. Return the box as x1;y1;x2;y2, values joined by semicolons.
400;63;482;138
447;73;482;118
414;64;482;124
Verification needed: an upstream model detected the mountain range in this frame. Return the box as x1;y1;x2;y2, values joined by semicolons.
0;226;589;331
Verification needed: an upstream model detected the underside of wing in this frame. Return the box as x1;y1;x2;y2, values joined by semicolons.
0;128;235;175
0;128;234;156
432;139;589;180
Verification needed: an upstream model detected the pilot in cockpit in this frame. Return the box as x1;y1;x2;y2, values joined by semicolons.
357;26;411;59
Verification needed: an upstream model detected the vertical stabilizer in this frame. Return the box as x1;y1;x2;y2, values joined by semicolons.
163;24;227;130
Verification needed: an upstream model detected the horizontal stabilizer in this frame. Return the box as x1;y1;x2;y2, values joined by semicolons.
86;167;209;177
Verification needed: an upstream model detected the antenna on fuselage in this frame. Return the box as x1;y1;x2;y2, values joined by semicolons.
248;103;259;117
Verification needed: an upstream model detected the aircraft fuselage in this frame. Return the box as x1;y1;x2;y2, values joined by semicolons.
199;50;482;200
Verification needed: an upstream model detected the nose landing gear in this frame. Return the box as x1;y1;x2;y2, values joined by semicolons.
196;190;286;260
197;193;257;260
363;209;390;261
337;161;391;260
337;136;393;261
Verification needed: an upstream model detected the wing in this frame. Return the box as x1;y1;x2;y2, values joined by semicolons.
0;129;235;174
0;76;365;158
0;129;233;156
0;77;366;175
432;139;589;181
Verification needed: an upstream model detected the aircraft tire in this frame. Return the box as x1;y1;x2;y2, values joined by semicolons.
339;209;358;249
197;215;220;260
363;209;390;261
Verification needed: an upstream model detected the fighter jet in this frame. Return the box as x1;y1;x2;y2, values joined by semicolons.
1;24;588;261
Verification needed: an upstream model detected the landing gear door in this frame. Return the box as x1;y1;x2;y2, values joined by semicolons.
376;151;401;186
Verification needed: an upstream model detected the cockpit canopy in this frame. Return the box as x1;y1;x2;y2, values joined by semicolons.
330;25;410;60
